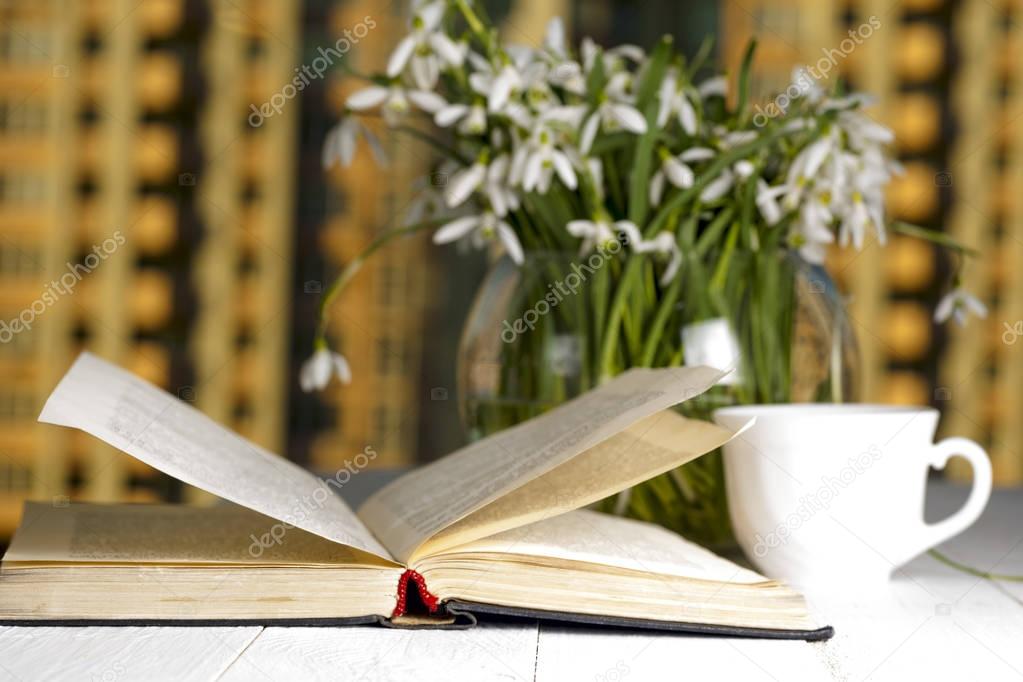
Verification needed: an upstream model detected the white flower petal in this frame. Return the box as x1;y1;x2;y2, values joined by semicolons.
677;96;697;136
386;36;416;78
522;153;543;192
551;151;577;189
697;75;728;98
346;86;389;110
609;103;648;134
700;171;734;202
411;54;439;91
408;90;446;113
433;215;480;244
734;159;755;179
444;163;486;207
496;221;524;265
614;220;642;247
362;126;388;166
545;17;566;56
649;170;666;206
488;66;518;113
435;103;468;127
321;125;341;169
429;32;465;66
331;353;352;385
580;113;600;154
567;219;594;237
664;158;694;188
680;147;715;162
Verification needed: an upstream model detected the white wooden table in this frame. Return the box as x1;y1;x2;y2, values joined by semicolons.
2;482;1021;681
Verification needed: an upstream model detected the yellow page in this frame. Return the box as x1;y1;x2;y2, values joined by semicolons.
4;501;395;568
38;353;395;563
416;410;742;559
420;509;767;584
358;366;727;563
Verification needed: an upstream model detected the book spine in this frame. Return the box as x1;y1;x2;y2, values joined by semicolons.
391;569;440;618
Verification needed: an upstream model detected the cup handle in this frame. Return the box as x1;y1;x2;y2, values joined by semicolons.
912;437;992;557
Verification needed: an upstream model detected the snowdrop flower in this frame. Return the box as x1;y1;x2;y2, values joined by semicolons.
649;148;696;206
755;180;786;226
790;66;824;104
635;231;683;285
346;83;446;126
469;54;526;113
444;154;489;208
582;38;645;73
697;75;728;99
433;210;524;264
791;192;835;264
434;100;487;135
322;116;386;169
517;121;578;194
934;287;988;326
700;169;735;203
386;0;465;90
300;347;352;392
781;134;835;210
482;154;520;217
579;95;647;154
567;214;640;254
718;129;759;149
540;19;585;94
657;69;698;135
838;191;873;250
837;109;893;151
446;152;519;215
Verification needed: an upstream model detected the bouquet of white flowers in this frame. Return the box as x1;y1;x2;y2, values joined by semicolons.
300;1;983;543
302;1;980;392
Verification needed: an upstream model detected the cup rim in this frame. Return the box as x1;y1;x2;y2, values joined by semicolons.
713;403;939;419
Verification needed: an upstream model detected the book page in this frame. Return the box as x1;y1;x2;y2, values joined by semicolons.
4;502;398;568
421;509;766;584
416;410;746;559
358;366;726;563
38;353;395;563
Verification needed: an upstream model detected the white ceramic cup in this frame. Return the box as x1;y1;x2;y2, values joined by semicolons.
713;404;992;589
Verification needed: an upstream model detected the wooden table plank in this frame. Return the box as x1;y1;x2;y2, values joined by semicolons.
0;626;261;682
216;624;539;682
534;625;831;681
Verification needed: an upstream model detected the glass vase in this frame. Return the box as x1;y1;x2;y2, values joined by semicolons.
457;249;859;551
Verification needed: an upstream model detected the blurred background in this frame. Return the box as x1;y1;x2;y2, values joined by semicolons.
0;0;1019;542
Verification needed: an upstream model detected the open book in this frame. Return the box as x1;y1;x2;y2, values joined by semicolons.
0;353;831;640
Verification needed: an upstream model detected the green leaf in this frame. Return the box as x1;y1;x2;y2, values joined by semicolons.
626;100;660;226
634;35;673;111
736;39;757;125
586;48;607;105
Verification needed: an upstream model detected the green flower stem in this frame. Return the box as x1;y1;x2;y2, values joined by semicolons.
693;207;734;256
892;221;979;256
314;218;443;344
454;0;492;53
638;268;684;366
929;549;1023;582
